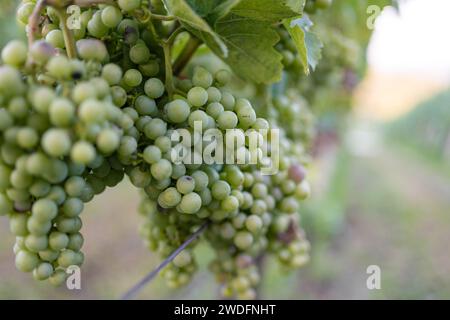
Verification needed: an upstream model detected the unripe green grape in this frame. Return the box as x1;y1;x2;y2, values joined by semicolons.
79;99;106;123
102;63;123;85
2;40;27;67
45;30;65;49
49;269;67;286
67;233;84;251
206;102;224;119
187;87;208;107
33;262;54;281
30;180;51;198
165;100;190;123
8;96;28;119
0;65;25;97
217;111;238;130
215;69;231;86
130;43;150;64
280;196;299;213
193;67;213;88
177;192;202;214
32;199;58;222
71;141;96;165
16;2;35;25
62;198;84;217
143;145;162;164
191;170;209;191
101;5;123;28
72;82;97;104
16;127;38;149
245;215;263;234
211;180;231;200
128;167;152;188
220;92;235;111
158;187;182;208
111;86;128;107
207;87;222;103
144;118;167;140
9;213;28;236
252;118;270;130
151;159;172;181
237;106;256;128
281;179;296;194
43;159;69;184
96;129;120;154
79;184;94;203
234;231;254;250
135;95;157;116
295;180;311;199
118;136;137;157
173;251;192;268
25;234;48;253
123;69;143;87
56;216;82;234
64;176;85;198
15;250;39;272
221;195;239;212
45;186;67;205
250;199;267;215
49;98;75;127
0;192;12;214
176;176;196;194
144;78;165;99
57;249;78;268
118;0;141;11
46;56;71;79
87;12;109;38
41;128;71;157
39;249;59;262
139;60;160;77
0;109;13;131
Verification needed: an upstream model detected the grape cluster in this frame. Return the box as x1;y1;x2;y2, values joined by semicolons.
0;0;312;298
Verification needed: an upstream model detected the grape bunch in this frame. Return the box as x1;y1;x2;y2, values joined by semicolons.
0;0;313;298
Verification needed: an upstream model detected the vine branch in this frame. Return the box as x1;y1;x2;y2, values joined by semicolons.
27;0;46;49
173;36;201;75
120;221;210;300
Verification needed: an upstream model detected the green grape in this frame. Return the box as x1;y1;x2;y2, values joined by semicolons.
16;2;35;25
45;30;65;49
158;187;181;208
87;11;109;38
57;249;79;268
192;67;213;88
30;180;51;198
130;42;150;64
17;128;38;149
101;5;123;28
48;269;67;286
173;251;192;268
45;186;67;205
128;167;152;188
143;145;162;164
118;0;141;11
144;118;167;140
1;40;27;67
234;231;253;250
0;194;12;216
97;129;120;154
187;87;208;107
177;192;202;214
221;195;239;213
71;141;96;165
217;111;238;130
123;69;143;87
25;234;48;253
215;69;231;86
207;87;222;103
41;129;71;157
206;102;224;119
151;159;172;181
32;199;58;222
191;170;209;191
139;60;160;77
245;215;263;234
176;176;195;194
46;56;71;80
144;78;165;99
220;92;235;111
33;262;54;281
49;98;75;127
79;99;106;123
165;100;190;124
38;249;59;262
211;180;231;200
62;198;84;217
67;233;84;251
15;250;40;272
102;63;123;85
135;96;157;116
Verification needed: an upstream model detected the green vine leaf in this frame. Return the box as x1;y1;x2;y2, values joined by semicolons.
162;0;228;56
212;14;283;84
230;0;305;22
284;16;323;75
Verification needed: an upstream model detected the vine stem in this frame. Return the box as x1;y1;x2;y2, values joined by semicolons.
55;8;77;59
27;0;46;49
120;222;210;300
162;41;175;99
173;36;201;76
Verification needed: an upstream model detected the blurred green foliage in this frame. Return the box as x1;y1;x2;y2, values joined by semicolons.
0;0;25;48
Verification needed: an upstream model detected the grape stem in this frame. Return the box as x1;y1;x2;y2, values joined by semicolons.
55;8;78;59
162;42;175;99
151;13;176;21
173;36;201;76
120;221;210;300
27;0;46;49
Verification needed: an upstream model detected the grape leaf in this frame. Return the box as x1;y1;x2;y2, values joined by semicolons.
283;16;323;75
211;14;283;84
162;0;228;56
230;0;304;22
207;0;243;23
185;0;221;17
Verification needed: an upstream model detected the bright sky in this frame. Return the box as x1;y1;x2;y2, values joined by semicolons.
368;0;450;81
